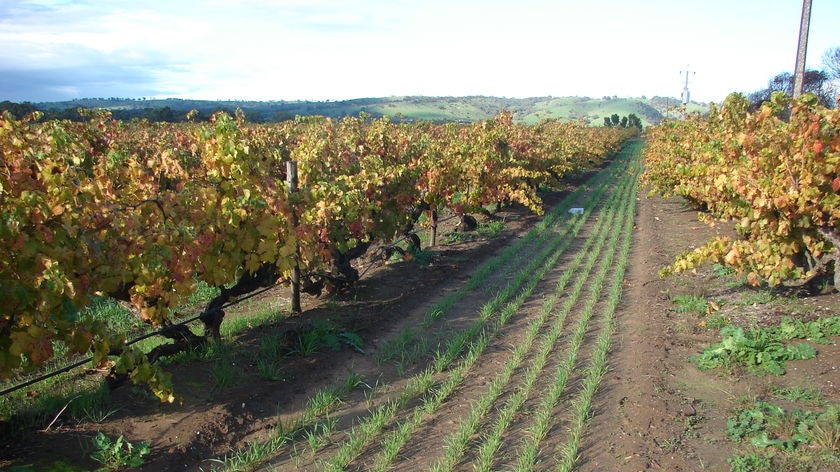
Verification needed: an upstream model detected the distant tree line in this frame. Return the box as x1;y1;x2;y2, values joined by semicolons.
1;95;670;125
747;46;839;110
0;101;276;123
603;113;643;129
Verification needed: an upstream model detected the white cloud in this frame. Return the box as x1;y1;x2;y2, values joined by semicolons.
1;0;839;103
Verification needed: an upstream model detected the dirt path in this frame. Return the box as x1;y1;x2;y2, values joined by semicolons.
579;192;733;471
581;190;840;471
3;140;838;471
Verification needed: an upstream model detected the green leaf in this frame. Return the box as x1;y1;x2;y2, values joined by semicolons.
339;332;365;353
786;342;816;360
751;431;782;449
761;360;785;376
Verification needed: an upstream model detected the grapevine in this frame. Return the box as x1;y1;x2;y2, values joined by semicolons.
1;109;636;397
642;92;839;289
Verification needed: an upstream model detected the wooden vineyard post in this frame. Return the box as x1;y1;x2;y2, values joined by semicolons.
286;160;301;314
429;210;438;247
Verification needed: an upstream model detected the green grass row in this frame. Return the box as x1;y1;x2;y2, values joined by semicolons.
555;150;641;471
313;158;628;471
429;145;642;471
210;146;640;470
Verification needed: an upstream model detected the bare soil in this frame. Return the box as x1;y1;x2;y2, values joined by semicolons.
2;164;838;471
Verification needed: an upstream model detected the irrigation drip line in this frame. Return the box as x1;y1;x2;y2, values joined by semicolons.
0;354;94;399
1;210;471;398
121;283;279;348
0;284;279;398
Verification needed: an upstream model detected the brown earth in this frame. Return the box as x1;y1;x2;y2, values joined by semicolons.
2;159;838;471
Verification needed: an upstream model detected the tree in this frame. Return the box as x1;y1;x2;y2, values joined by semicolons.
610;114;620;126
627;113;643;129
0;101;39;119
147;106;175;122
823;47;840;80
620;116;628;128
748;70;834;109
603;116;612;127
824;47;840;105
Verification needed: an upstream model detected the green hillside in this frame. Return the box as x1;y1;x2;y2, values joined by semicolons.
516;96;665;126
29;95;710;125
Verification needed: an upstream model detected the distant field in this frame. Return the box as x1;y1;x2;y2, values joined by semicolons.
33;95;711;125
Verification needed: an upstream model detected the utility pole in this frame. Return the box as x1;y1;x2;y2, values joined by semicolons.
792;0;812;97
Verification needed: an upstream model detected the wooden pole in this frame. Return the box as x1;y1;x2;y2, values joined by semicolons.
286;160;301;314
429;210;438;247
792;0;812;98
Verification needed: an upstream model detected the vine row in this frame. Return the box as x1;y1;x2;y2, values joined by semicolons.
642;93;839;289
1;109;636;397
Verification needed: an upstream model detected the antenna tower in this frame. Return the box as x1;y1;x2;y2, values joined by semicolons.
680;65;695;108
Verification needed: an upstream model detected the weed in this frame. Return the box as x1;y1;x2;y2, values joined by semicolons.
201;340;236;361
727;453;772;472
684;414;705;431
426;308;444;323
671;294;709;315
0;384;109;435
703;314;730;330
658;435;681;452
337;332;365;353
293;329;321;356
713;263;736;278
727;401;780;442
772;386;824;404
442;231;472;244
66;385;111;423
801;406;840;451
375;328;427;366
256;359;286;381
81;405;120;424
691;324;816;376
305;422;332;454
220;308;281;338
83;297;144;336
89;432;151;470
185;280;221;305
290;320;365;356
772;316;840;345
307;387;342;417
259;336;289;360
408;249;436;265
211;360;237;388
736;290;776;306
477;219;505;238
128;386;158;402
5;460;86;471
728;401;840;453
344;371;368;392
210;438;284;472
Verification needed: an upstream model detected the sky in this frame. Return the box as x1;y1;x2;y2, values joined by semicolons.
1;0;838;104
